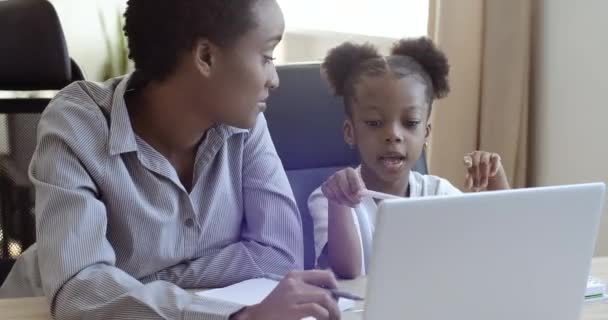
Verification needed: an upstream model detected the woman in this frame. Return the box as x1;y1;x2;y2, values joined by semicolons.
0;1;340;319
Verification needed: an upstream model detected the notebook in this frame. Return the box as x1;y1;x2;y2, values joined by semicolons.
196;278;355;316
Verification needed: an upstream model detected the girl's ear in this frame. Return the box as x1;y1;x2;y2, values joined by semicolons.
425;122;432;141
343;119;356;148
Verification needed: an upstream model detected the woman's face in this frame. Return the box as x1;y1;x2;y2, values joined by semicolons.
196;0;285;129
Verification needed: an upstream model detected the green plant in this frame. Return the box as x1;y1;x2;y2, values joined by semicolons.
99;6;130;80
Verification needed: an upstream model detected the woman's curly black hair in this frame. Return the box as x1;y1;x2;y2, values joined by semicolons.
322;37;450;116
124;0;258;84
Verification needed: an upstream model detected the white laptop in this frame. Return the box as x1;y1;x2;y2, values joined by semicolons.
365;183;605;320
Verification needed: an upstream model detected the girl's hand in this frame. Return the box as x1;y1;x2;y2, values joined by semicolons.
321;168;365;208
464;151;509;191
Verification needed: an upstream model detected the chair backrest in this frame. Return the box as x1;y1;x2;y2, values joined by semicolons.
265;63;428;269
0;0;84;284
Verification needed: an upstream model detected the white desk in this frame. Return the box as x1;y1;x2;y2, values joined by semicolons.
2;257;608;320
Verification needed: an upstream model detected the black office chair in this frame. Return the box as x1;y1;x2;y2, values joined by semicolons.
0;0;84;284
265;63;428;269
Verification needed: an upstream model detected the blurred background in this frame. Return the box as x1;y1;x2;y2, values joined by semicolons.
0;0;607;260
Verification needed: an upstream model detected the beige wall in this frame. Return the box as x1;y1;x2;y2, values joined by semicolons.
531;0;608;256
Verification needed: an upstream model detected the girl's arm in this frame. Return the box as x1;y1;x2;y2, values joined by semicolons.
327;201;363;279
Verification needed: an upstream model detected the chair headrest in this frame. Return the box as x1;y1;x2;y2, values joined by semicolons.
265;63;359;171
0;0;77;90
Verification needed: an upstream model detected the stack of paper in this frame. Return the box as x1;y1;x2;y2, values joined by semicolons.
586;276;606;301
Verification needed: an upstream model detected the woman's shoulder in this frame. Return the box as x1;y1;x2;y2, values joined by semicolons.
41;79;122;139
33;80;122;178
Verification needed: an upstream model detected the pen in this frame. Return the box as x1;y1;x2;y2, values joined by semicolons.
262;273;364;301
360;189;402;200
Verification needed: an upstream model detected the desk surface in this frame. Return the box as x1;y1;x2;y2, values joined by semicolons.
3;257;608;320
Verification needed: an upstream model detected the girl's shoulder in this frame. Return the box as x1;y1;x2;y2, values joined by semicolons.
409;171;462;197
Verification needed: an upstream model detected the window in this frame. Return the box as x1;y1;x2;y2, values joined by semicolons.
279;0;429;38
276;0;429;63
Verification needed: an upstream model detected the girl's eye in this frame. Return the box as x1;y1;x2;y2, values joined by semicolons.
365;120;382;128
406;120;421;128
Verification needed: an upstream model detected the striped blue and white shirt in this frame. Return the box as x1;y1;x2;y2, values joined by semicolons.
0;74;304;319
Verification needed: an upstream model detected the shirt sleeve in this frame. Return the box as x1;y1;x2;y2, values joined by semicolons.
307;187;329;266
239;113;304;272
32;97;244;320
437;178;463;196
308;186;367;272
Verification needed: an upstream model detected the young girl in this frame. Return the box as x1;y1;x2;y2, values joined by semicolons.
309;37;510;279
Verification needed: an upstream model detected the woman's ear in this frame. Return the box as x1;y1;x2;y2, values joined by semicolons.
193;39;215;77
343;119;356;148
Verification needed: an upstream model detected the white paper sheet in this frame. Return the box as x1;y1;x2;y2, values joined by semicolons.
196;278;356;318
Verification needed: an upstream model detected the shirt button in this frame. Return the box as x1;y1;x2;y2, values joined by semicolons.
184;218;195;228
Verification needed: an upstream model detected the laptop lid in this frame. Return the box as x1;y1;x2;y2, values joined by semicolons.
365;183;605;320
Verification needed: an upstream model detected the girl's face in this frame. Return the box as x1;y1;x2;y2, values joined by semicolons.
344;73;431;186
